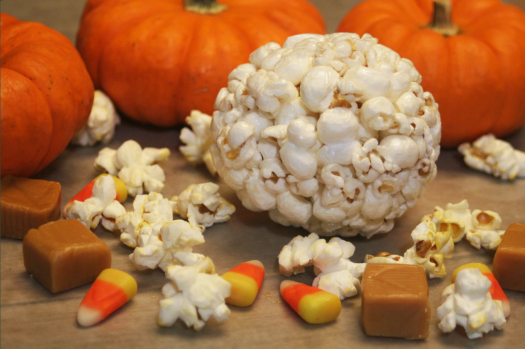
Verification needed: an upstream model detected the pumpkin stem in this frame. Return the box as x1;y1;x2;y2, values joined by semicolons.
184;0;227;15
425;1;460;37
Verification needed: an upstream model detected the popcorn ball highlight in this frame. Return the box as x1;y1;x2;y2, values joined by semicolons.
210;33;441;238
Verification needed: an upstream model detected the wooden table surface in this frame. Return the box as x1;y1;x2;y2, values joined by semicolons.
2;1;525;348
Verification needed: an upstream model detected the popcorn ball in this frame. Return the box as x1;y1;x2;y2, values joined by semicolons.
210;33;441;237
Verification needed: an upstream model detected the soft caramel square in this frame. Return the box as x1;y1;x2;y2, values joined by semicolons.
23;219;111;293
361;263;430;340
493;223;525;292
1;175;61;239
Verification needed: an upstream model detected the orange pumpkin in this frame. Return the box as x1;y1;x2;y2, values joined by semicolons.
337;0;525;148
1;13;94;177
76;0;325;127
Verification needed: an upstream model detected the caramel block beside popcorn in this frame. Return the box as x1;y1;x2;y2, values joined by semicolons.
361;263;430;340
1;175;61;239
23;219;111;293
493;223;525;292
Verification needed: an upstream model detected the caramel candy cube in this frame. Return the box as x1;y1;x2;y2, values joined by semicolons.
361;263;430;340
23;219;111;293
1;175;61;239
493;223;525;292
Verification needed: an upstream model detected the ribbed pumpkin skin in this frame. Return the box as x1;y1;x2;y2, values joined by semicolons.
337;0;525;148
76;0;326;127
1;13;94;177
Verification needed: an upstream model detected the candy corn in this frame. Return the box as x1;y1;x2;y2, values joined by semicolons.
222;260;265;307
451;263;510;318
280;280;341;324
63;174;127;216
77;269;137;327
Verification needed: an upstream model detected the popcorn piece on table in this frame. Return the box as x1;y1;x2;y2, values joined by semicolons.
179;110;217;176
366;200;506;278
403;218;455;278
278;233;320;276
451;263;510;318
311;237;366;299
130;220;205;271
71;90;120;146
158;258;231;331
278;233;365;299
77;269;137;327
427;199;473;242
466;210;505;250
222;260;265;307
94;140;170;196
362;263;430;339
493;223;525;293
458;134;525;180
116;192;174;248
280;280;341;324
437;268;506;339
65;175;126;230
172;182;235;230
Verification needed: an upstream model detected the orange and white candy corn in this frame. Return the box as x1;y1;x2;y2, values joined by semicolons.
222;260;265;307
452;263;510;318
77;269;137;327
63;174;127;217
280;280;341;324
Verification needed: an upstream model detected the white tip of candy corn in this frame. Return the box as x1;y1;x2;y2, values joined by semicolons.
77;306;102;327
280;280;298;294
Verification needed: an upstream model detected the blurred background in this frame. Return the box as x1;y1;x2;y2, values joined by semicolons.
3;0;525;43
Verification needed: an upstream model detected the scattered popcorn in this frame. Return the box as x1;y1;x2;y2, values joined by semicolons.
71;90;120;146
172;183;236;230
210;33;441;238
278;233;320;276
179;110;217;176
365;200;507;278
278;233;365;299
94;140;170;196
116;192;174;248
65;175;125;230
437;268;506;339
429;199;473;242
158;258;231;331
459;134;525;180
130;220;205;271
466;210;505;250
403;219;454;278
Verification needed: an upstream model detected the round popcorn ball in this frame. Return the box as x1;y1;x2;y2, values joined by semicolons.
210;33;441;238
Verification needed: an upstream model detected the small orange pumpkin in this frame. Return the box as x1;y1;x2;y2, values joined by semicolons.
337;0;525;148
76;0;325;127
1;13;94;177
